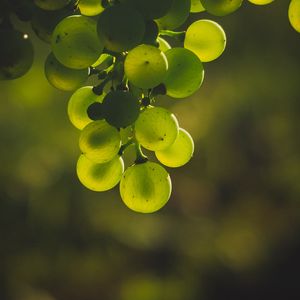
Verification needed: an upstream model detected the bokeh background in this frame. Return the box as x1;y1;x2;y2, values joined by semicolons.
1;1;300;299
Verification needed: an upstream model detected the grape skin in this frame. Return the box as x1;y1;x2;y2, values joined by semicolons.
77;154;124;191
201;0;243;16
134;106;179;151
52;15;104;69
34;0;71;11
190;0;205;13
248;0;274;4
78;0;104;16
120;161;172;213
79;120;121;163
289;0;300;33
184;19;226;62
45;53;88;91
68;86;105;130
164;47;204;99
155;128;194;168
124;44;168;89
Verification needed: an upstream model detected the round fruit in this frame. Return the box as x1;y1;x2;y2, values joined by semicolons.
124;44;168;89
77;154;124;191
120;161;172;213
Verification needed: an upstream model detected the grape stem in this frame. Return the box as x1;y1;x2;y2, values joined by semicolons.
134;142;148;164
118;138;134;156
159;30;186;43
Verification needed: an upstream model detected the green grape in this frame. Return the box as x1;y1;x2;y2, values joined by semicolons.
119;161;172;213
289;0;300;33
68;86;105;130
248;0;274;4
201;0;243;16
155;128;194;167
44;52;88;91
52;15;104;69
31;5;74;44
0;30;34;80
156;0;191;30
134;106;179;151
102;91;140;128
122;0;173;19
79;120;121;163
157;37;171;52
77;154;124;191
78;0;104;16
184;19;226;62
124;44;168;89
97;4;145;52
34;0;71;11
120;126;134;144
163;47;204;99
190;0;205;12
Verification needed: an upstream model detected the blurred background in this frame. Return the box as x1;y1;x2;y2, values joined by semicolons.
1;1;300;299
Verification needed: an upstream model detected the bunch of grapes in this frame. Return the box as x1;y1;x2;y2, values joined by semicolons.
1;0;300;213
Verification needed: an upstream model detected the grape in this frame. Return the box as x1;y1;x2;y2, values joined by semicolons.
156;0;191;30
124;44;168;89
184;19;226;62
119;161;172;213
289;0;300;33
44;53;88;91
78;0;104;16
31;5;73;43
122;0;173;19
190;0;205;13
34;0;72;11
52;15;104;69
134;106;179;151
248;0;274;4
68;86;105;130
157;37;171;52
201;0;243;16
77;154;124;191
155;128;194;167
0;30;34;80
97;4;145;53
102;91;140;128
79;120;121;163
163;48;204;99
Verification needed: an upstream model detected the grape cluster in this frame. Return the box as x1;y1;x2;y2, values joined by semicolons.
1;0;300;213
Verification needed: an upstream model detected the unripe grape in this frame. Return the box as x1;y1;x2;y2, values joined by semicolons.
164;48;204;99
0;30;34;80
124;44;168;89
68;86;105;130
120;161;172;213
45;53;88;91
77;154;124;191
97;4;145;52
79;120;121;163
201;0;243;16
248;0;274;4
134;106;179;151
155;128;194;167
78;0;104;16
156;0;191;30
190;0;205;13
289;0;300;33
184;19;226;62
102;90;140;128
52;15;104;69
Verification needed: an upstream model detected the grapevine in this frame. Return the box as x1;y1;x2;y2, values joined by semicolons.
0;0;299;213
